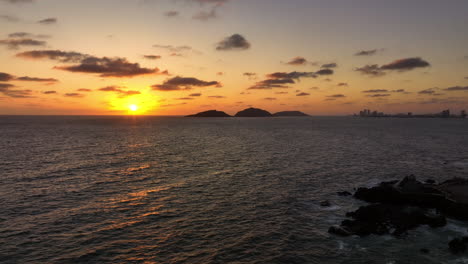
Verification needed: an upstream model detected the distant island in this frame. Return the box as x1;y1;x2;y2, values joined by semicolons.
356;109;467;119
273;111;309;117
185;110;231;117
186;108;311;118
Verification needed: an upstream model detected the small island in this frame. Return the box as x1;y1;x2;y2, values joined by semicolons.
185;110;231;117
235;108;272;117
273;111;309;117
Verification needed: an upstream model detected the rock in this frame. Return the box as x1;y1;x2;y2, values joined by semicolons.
333;203;447;237
449;237;468;254
337;191;352;196
328;226;351;237
320;200;331;207
272;111;309;117
235;107;272;117
186;110;231;117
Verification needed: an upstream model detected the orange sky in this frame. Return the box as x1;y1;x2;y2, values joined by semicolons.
1;0;468;115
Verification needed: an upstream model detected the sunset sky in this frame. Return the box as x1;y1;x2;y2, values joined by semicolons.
1;0;468;115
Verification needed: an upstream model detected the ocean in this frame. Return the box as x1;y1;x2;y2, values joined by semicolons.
1;116;468;264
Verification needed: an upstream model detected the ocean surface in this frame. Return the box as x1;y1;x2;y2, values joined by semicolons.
1;116;468;264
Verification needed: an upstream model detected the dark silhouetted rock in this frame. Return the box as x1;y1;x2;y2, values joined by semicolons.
337;191;352;196
420;248;430;254
320;200;331;207
449;237;468;254
186;110;231;117
273;111;309;117
235;107;272;117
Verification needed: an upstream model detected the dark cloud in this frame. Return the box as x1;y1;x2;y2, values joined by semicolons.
143;55;161;60
444;86;468;91
315;69;334;75
337;82;348;86
285;57;309;66
391;89;406;93
0;72;15;81
263;97;276;101
327;94;345;98
381;57;430;71
0;83;33;98
367;94;391;97
64;93;84;98
0;38;46;49
249;71;317;90
98;86;141;97
208;95;225;98
38;18;57;25
77;88;92;92
362;89;388;93
164;11;179;17
189;93;202;97
152;76;221;91
321;63;337;69
275;91;288;94
216;34;250;51
418;88;442;95
296;92;310;96
243;72;257;80
177;97;194;100
355;64;386;77
8;32;50;38
16;50;88;62
42;90;57;94
267;71;317;80
16;76;58;82
355;49;379;56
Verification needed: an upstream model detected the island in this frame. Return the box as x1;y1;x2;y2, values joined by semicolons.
235;107;272;117
273;111;309;117
185;110;231;117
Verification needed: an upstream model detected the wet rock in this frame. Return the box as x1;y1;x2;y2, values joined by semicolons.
449;237;468;254
328;226;351;237
320;200;331;207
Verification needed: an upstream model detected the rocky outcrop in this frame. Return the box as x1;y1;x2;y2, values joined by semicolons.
186;110;231;117
328;176;468;254
235;108;272;117
272;111;309;117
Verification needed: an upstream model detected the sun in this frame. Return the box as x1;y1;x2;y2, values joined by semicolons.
129;104;138;112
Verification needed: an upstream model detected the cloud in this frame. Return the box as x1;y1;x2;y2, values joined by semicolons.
98;86;141;97
249;71;317;90
152;76;221;91
321;63;337;69
64;93;84;98
16;76;58;83
243;72;257;79
296;92;310;96
326;94;345;98
38;18;57;25
216;34;250;51
444;86;468;91
0;38;46;49
367;94;391;97
77;88;92;92
267;71;317;80
208;95;225;98
355;64;386;77
362;89;388;93
337;82;348;87
42;90;56;94
153;44;201;56
164;11;179;17
0;72;15;81
8;32;50;38
16;50;88;62
355;49;380;56
1;0;35;3
143;55;161;60
189;93;202;96
418;88;443;95
263;97;276;101
284;57;309;66
193;8;217;21
275;91;288;94
381;57;430;71
177;97;194;100
189;0;228;6
0;83;33;98
315;69;334;75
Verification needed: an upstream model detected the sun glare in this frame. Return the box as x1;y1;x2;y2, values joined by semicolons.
129;104;138;112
